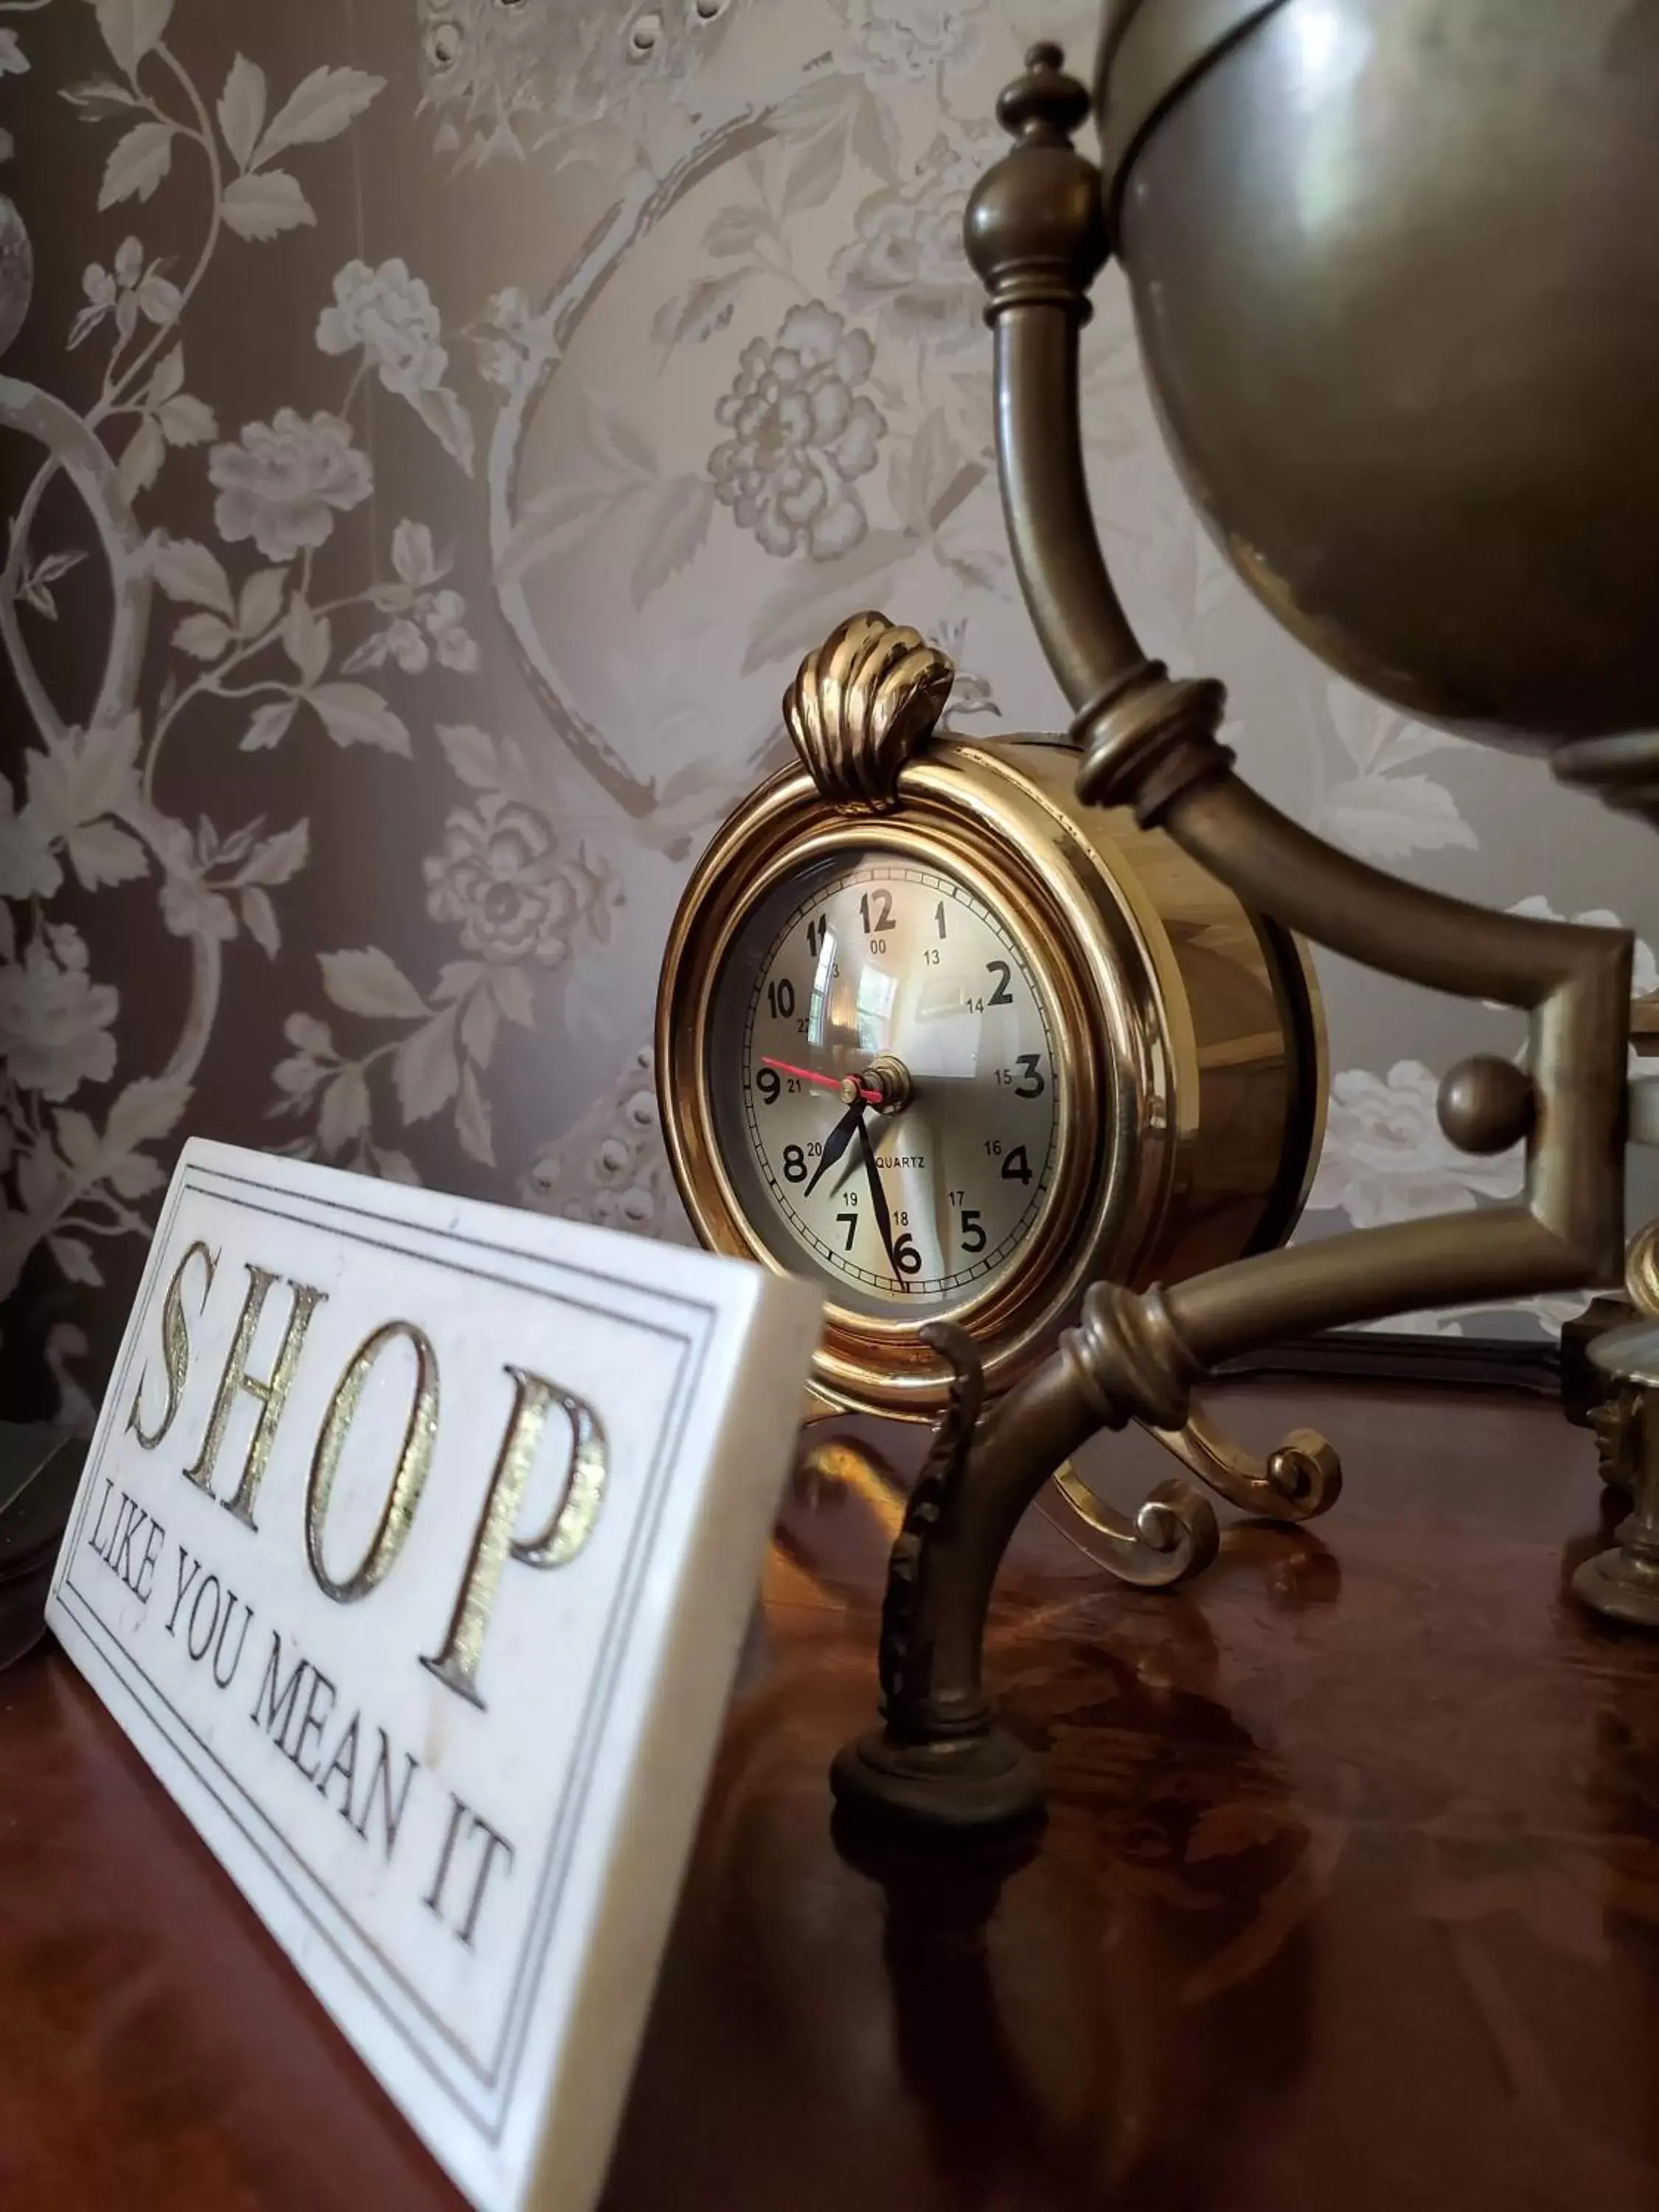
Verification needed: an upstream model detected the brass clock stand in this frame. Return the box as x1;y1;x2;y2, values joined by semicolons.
661;597;1348;1587
832;39;1653;1832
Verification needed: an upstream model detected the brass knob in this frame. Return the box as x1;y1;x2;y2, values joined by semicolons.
1437;1055;1536;1155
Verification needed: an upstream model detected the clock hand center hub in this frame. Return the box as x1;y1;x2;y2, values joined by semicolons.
841;1054;913;1116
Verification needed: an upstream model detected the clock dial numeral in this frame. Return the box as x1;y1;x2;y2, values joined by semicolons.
712;856;1061;1309
993;1053;1046;1098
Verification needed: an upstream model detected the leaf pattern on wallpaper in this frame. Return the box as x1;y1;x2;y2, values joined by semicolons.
0;4;512;1406
1312;681;1477;862
495;383;712;609
3;0;1658;1422
267;719;619;1177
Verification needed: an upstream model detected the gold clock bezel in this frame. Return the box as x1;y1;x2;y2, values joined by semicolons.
658;742;1200;1419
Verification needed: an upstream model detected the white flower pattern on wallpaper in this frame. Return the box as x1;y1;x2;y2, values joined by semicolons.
834;0;987;79
425;796;613;964
2;0;1657;1420
831;129;990;349
709;301;886;559
316;254;474;470
317;257;446;395
208;409;372;560
0;929;118;1101
345;520;478;675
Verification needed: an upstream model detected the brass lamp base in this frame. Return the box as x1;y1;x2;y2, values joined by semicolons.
1558;1222;1659;1628
1573;1539;1659;1632
1568;1312;1659;1630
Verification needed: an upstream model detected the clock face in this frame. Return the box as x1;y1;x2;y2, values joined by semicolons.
707;850;1062;1315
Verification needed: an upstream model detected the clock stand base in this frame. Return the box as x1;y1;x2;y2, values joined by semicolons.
830;1721;1045;1832
822;1319;1345;1834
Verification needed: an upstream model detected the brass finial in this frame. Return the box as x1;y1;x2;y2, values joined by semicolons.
783;613;953;811
997;43;1091;144
964;45;1109;311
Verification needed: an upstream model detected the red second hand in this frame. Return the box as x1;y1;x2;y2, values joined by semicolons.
761;1055;882;1105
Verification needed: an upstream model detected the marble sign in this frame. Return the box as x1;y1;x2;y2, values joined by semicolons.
46;1138;822;2211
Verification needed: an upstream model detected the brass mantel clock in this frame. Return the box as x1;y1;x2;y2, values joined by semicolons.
658;611;1338;1568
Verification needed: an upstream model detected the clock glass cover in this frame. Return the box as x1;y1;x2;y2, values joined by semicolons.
707;848;1062;1317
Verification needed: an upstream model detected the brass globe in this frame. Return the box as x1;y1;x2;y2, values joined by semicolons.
1096;0;1659;751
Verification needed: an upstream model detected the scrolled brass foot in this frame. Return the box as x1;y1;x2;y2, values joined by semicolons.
1042;1464;1218;1585
1148;1405;1343;1522
1037;1398;1338;1571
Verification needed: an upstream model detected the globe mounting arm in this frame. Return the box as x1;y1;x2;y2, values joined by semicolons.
831;44;1633;1833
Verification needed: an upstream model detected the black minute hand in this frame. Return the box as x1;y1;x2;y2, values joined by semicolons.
858;1116;902;1279
802;1099;865;1199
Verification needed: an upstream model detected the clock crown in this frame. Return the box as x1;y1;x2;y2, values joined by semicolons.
784;611;954;811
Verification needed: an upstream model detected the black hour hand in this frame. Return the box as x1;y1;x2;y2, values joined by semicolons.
802;1100;864;1198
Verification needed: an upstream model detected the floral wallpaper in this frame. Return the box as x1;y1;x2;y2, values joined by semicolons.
1;0;1654;1425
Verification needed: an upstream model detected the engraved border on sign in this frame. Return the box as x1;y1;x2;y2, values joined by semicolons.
55;1161;720;2146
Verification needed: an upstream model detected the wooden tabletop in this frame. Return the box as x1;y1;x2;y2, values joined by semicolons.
3;1377;1658;2211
